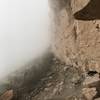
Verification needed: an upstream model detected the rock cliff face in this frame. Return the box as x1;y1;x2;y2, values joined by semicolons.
50;0;100;73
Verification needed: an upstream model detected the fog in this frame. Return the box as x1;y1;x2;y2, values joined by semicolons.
0;0;50;79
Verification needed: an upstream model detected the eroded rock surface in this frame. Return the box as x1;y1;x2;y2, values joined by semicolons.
51;0;100;73
1;0;100;100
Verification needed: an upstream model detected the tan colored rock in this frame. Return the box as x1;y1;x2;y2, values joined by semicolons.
87;61;100;73
83;74;100;86
82;88;97;100
95;98;100;100
50;0;100;72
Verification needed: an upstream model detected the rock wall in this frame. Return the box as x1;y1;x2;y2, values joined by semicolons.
50;0;100;72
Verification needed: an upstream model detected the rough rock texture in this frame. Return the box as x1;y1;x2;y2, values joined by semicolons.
50;0;100;72
1;0;100;100
82;87;97;100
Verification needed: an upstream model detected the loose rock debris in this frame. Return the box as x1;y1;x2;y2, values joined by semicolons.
0;58;100;100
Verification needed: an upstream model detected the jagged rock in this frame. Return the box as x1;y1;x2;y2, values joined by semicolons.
82;88;97;100
83;74;100;86
50;0;100;72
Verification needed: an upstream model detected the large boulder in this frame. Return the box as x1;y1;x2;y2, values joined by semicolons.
50;0;100;72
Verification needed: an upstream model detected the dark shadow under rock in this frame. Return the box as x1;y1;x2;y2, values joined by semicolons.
74;0;100;21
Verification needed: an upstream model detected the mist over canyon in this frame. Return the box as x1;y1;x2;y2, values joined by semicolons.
0;0;50;79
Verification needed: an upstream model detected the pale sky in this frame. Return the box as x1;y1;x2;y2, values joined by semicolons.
0;0;50;79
